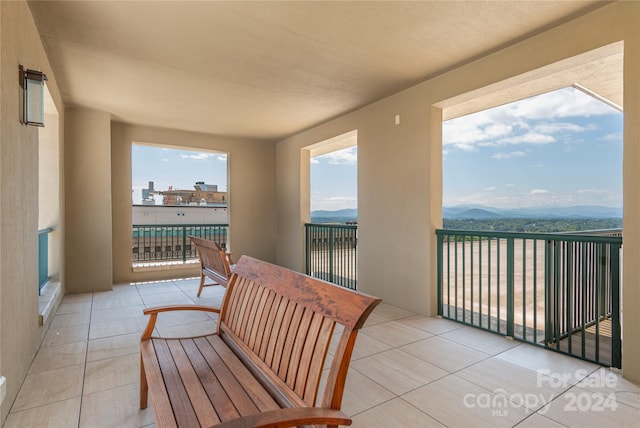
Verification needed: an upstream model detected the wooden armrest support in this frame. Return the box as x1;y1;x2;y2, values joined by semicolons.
143;304;220;316
225;252;235;265
215;408;351;428
141;305;220;340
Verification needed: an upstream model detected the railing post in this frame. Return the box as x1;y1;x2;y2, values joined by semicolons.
598;243;607;319
305;224;310;275
544;240;552;345
506;237;514;337
437;232;443;316
610;242;622;368
182;226;187;263
329;226;334;284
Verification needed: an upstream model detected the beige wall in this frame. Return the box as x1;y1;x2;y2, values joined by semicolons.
275;2;640;382
65;107;112;293
0;1;65;421
111;123;276;284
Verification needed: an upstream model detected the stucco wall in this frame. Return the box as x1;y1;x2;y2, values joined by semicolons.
275;2;640;382
111;123;276;284
0;0;65;420
64;107;113;293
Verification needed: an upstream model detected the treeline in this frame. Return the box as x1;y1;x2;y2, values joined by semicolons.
310;216;357;224
443;218;622;233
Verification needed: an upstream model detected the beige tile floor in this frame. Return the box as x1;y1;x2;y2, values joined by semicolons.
5;278;640;427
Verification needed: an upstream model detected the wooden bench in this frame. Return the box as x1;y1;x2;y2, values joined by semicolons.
140;256;381;427
189;236;233;297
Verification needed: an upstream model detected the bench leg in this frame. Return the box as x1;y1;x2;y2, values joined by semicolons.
140;355;148;409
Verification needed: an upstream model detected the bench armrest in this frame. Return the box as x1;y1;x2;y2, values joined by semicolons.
216;407;351;428
141;304;220;341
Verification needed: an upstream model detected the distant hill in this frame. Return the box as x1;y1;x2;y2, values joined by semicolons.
444;205;621;219
311;208;357;223
453;208;503;219
309;205;621;223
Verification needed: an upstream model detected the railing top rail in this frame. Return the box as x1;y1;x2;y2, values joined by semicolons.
305;223;358;229
38;227;54;235
559;228;622;236
436;228;622;245
132;224;229;228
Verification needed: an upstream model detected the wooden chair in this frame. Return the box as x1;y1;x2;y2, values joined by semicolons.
189;236;233;297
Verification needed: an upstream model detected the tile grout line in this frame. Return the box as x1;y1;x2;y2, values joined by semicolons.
76;291;95;428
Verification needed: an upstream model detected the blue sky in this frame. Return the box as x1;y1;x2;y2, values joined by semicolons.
132;86;622;211
311;147;358;211
443;86;623;209
132;145;227;204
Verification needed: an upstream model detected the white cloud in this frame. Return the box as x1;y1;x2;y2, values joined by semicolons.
602;132;622;143
534;122;596;134
498;132;555;145
179;153;213;160
530;189;550;195
577;188;607;194
444;87;615;151
484;186;496;191
443;191;499;207
316;146;357;165
447;188;621;209
508;87;615;119
327;196;356;202
443;116;513;150
492;151;526;160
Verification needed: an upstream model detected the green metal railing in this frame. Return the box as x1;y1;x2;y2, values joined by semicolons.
38;228;53;294
132;224;229;263
305;223;357;289
436;229;622;368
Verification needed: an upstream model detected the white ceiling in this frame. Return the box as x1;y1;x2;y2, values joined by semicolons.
28;1;613;141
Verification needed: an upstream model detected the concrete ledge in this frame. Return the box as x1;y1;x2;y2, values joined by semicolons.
132;259;199;273
38;281;62;326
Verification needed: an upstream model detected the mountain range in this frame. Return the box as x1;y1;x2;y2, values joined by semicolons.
310;205;622;221
443;205;622;219
311;208;357;219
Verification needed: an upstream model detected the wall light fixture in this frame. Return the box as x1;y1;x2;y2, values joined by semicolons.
19;65;48;127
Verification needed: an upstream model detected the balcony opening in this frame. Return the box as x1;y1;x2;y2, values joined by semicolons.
131;144;229;271
304;130;358;289
443;86;622;230
37;85;62;325
438;42;624;367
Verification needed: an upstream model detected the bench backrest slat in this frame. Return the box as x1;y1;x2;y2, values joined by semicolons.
218;256;381;408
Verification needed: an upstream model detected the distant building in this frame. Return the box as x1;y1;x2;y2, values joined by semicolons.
157;181;227;206
136;181;227;206
141;181;156;205
133;181;228;226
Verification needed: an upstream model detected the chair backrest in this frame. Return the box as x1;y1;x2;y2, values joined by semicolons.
218;256;381;410
190;236;232;280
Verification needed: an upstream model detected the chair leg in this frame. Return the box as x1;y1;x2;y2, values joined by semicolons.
197;273;205;297
140;355;148;409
